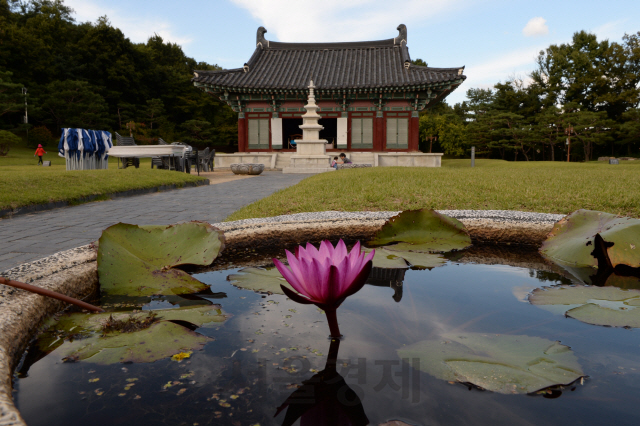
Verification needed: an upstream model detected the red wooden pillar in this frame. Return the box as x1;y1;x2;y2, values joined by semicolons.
374;113;385;151
238;114;247;152
409;114;419;152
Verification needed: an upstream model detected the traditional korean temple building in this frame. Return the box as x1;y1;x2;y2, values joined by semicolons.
193;24;465;156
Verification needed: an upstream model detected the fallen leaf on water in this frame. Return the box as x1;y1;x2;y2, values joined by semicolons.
171;351;192;362
126;378;138;382
118;393;126;397
177;388;187;396
88;378;100;383
94;389;103;396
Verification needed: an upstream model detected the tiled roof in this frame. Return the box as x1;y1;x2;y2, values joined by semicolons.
193;26;465;92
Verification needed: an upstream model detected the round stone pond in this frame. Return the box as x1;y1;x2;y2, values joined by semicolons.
4;211;640;426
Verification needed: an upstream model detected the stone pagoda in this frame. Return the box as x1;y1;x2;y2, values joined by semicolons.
282;80;335;174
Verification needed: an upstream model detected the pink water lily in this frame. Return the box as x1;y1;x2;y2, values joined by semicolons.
273;240;374;337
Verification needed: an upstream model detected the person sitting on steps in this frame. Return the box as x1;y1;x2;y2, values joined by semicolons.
331;156;339;169
339;153;352;164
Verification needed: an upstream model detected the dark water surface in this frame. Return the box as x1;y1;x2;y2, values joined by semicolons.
14;252;640;426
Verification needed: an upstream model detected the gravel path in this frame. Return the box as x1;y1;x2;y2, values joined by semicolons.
219;209;564;230
0;171;311;272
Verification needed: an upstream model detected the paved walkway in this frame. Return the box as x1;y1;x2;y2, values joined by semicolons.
0;171;311;272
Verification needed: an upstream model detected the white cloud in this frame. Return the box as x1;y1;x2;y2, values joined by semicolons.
64;0;193;46
465;46;541;85
230;0;467;42
445;45;543;104
593;19;628;41
522;17;548;37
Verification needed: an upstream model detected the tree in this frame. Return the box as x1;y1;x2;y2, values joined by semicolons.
0;129;21;156
0;2;235;144
620;108;640;155
419;113;442;153
28;125;55;147
532;31;640;121
462;88;495;122
419;112;467;156
534;106;564;161
181;120;213;147
142;98;165;130
564;109;614;161
493;112;533;161
438;119;467;156
0;70;23;117
39;80;110;132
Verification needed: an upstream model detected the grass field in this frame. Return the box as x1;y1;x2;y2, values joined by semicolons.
0;147;204;211
226;159;640;220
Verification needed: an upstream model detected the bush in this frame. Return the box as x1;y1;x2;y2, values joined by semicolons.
29;126;56;148
0;130;22;156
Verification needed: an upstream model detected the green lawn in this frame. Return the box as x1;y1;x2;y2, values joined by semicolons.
226;159;640;221
0;147;205;211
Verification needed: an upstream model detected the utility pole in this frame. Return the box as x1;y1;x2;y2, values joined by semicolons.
22;87;28;144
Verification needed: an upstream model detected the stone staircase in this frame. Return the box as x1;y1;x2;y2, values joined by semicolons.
273;152;375;170
274;152;293;170
276;152;374;170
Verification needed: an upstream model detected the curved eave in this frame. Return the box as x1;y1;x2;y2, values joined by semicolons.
194;78;465;95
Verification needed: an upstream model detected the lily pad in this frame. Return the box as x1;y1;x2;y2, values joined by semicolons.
227;267;293;295
98;222;225;296
363;247;446;269
540;210;640;269
382;246;446;269
61;321;211;364
368;209;471;253
529;285;640;328
38;305;226;364
364;248;408;269
398;332;584;394
38;305;226;354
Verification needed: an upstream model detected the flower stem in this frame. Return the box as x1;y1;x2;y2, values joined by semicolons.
325;308;342;338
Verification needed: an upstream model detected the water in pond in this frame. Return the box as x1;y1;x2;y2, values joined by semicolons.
13;247;640;426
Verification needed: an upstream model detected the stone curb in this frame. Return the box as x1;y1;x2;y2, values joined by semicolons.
0;210;563;425
0;179;210;219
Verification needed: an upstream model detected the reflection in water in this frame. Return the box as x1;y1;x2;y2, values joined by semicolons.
366;268;406;302
544;233;640;289
16;255;640;426
275;338;369;426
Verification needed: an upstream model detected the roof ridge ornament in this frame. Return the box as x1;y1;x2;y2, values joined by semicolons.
394;24;407;46
257;26;268;48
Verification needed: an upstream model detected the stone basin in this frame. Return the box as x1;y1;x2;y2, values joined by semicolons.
230;163;264;175
0;210;565;425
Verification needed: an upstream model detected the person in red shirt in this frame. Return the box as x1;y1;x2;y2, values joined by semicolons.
34;144;47;165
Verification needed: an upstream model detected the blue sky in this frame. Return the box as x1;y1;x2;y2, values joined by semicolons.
64;0;640;105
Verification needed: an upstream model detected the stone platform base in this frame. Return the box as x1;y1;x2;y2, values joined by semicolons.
282;166;335;174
